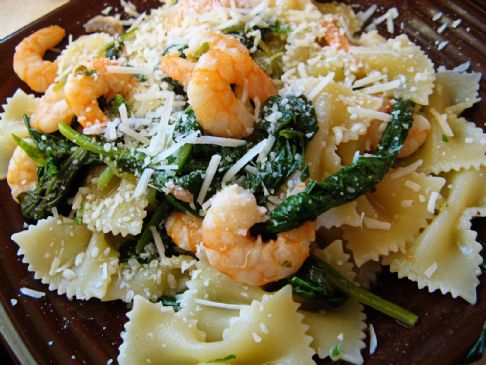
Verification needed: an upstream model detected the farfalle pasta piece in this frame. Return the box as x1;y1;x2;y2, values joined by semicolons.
118;286;315;365
304;81;383;179
0;88;38;122
177;263;264;341
12;216;118;300
304;240;366;364
352;35;435;105
314;2;362;34
104;255;196;302
383;169;486;304
317;201;361;229
430;71;481;115
79;176;148;236
343;171;446;266
405;114;486;174
0;89;38;178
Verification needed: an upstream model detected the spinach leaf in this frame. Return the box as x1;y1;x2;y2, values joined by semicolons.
19;148;99;220
253;99;415;235
289;255;418;327
461;321;486;364
160;296;181;311
243;95;317;203
111;94;131;117
162;44;188;58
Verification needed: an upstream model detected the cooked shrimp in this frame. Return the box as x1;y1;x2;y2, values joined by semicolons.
187;33;277;138
165;211;203;252
319;15;349;51
398;114;431;158
202;184;316;286
13;25;66;93
365;113;431;158
64;58;137;127
7;145;38;200
30;84;73;133
159;55;196;86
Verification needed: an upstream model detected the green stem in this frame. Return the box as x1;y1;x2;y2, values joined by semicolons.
12;134;46;165
310;257;418;327
97;166;115;189
59;122;106;155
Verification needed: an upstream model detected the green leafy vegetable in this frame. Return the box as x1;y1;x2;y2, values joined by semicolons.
111;94;131;117
243;95;317;203
134;199;173;254
104;27;138;59
289;256;418;327
441;134;449;143
11;134;46;165
162;44;188;58
160;296;181;311
97;166;115;189
253;99;415;235
461;321;486;364
17;116;100;220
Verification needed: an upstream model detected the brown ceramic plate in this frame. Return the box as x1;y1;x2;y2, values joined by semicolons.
0;0;485;364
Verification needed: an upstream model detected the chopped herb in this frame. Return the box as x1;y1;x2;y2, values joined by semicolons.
442;134;449;142
329;343;342;361
206;354;237;363
271;20;291;34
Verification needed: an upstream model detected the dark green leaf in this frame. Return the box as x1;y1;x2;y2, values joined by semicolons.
207;354;237;363
160;296;181;311
254;99;415;234
111;94;131;117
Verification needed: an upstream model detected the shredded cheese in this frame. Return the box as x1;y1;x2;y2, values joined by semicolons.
133;168;153;198
430;108;454;137
424;262;438;278
363;217;391;230
307;72;335;100
194;298;246;310
257;135;276;162
150;226;165;258
369;324;378;354
222;139;268;184
20;287;45;299
347;107;392;122
152;131;200;164
427;192;440;214
352;71;386;89
106;65;152;75
194;136;246;147
390;160;423;179
197;154;222;205
360;79;402;94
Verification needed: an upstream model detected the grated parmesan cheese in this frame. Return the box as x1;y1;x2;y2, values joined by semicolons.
106;65;152;75
352;71;385;89
347;107;392;122
20;287;45;299
133;168;153;198
152;131;200;164
404;180;421;192
257;135;276;162
430;108;454;137
150;226;165;258
307;72;335;100
194;136;246;147
222;139;268;184
363;217;391;230
194;298;246;310
197;154;222;205
360;79;402;95
424;262;438;278
390;160;423;179
427;191;440;214
369;324;378;354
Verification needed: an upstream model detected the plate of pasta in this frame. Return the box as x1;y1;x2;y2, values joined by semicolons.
0;0;485;364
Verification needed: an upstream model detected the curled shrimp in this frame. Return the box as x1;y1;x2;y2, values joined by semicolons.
202;184;316;286
165;211;203;252
187;33;277;138
159;55;196;86
319;15;350;51
30;84;73;133
365;113;431;158
13;25;66;93
64;58;137;127
7;145;38;200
